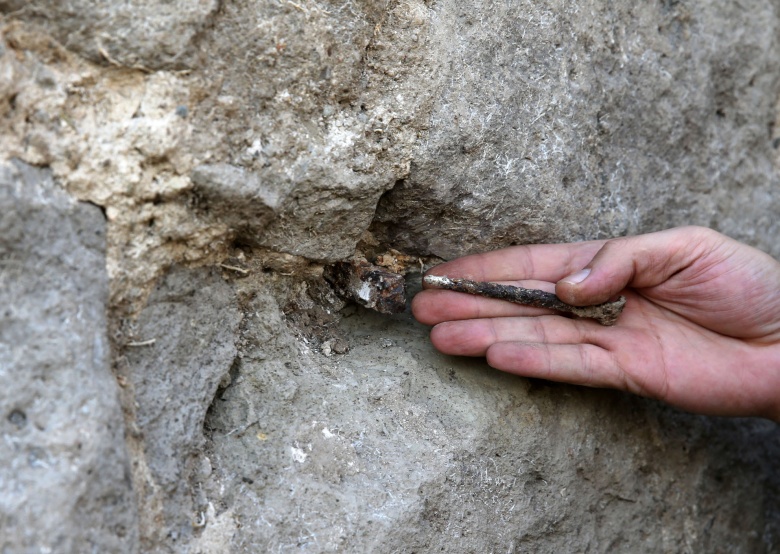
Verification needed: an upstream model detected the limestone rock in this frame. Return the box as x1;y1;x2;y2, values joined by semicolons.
0;0;219;69
371;1;780;259
191;163;288;244
2;0;780;552
182;0;432;261
119;266;242;549
203;290;780;552
0;160;138;552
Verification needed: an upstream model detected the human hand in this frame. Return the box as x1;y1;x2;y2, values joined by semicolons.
412;226;780;420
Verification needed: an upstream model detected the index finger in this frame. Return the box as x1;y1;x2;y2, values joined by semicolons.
425;240;607;284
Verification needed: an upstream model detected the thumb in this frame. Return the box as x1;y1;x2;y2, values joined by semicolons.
555;227;711;305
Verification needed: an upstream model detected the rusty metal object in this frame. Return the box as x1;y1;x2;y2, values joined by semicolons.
324;259;407;314
423;275;626;326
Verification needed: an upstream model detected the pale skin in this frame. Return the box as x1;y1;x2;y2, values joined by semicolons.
412;226;780;421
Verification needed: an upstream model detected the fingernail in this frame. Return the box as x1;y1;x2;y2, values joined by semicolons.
561;268;591;285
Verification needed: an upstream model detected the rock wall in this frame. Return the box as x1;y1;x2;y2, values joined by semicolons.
0;160;137;551
1;1;780;552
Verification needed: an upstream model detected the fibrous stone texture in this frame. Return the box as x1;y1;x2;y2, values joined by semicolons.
371;1;780;259
2;0;780;552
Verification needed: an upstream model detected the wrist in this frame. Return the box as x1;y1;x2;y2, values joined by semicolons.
757;342;780;422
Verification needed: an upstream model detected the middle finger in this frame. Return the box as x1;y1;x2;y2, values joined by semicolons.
429;315;603;357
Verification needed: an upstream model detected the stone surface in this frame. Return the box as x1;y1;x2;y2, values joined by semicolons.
0;160;137;552
203;279;780;552
191;163;288;245
117;266;241;551
0;21;229;314
371;1;780;259
182;0;433;261
1;0;780;552
0;0;219;70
